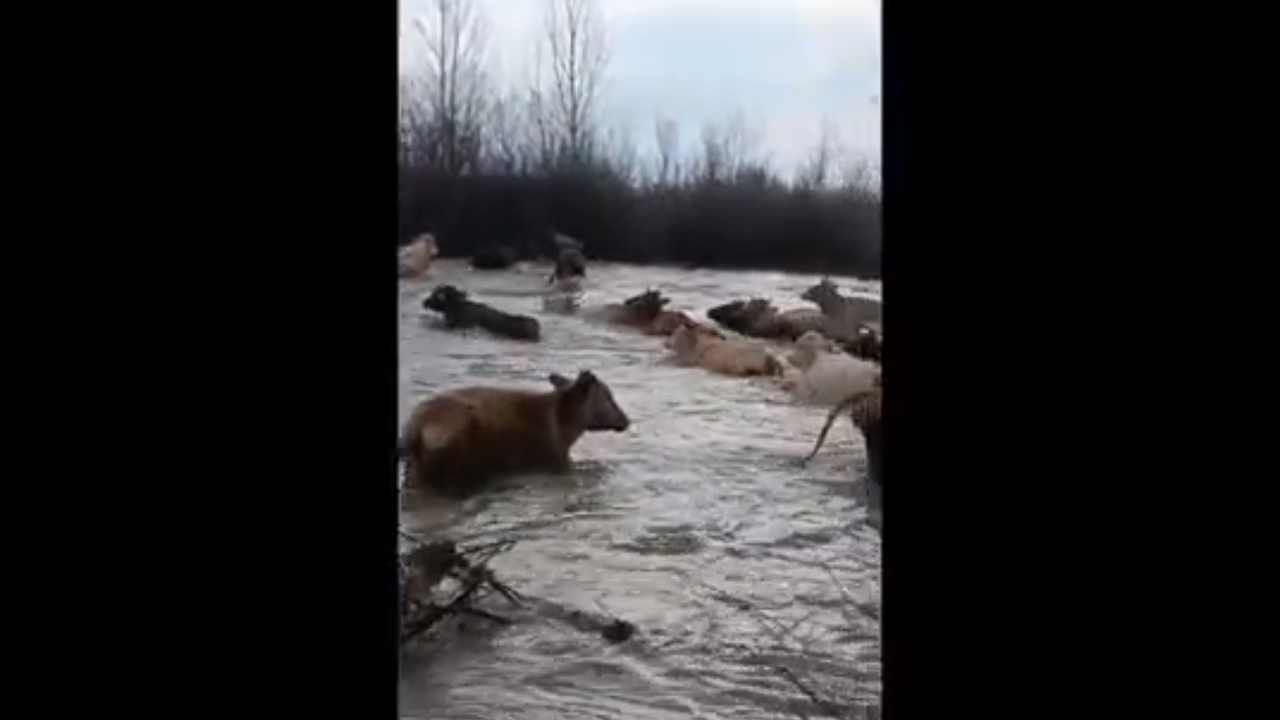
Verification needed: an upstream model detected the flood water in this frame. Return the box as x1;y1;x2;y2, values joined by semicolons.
399;259;882;719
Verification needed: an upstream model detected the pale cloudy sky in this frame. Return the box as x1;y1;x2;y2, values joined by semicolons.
399;0;880;179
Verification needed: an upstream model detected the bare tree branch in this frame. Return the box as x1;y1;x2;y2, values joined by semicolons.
540;0;609;166
654;115;678;186
799;117;846;190
403;0;492;175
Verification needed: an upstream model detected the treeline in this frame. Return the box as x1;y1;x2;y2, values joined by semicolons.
398;0;881;277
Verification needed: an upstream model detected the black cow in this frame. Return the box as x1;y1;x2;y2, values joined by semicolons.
422;285;541;341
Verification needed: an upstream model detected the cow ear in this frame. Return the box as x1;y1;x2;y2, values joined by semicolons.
576;368;599;392
549;373;572;390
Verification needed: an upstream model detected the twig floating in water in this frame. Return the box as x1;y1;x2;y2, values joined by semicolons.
458;538;519;556
400;536;521;645
775;665;844;719
399;528;427;545
456;605;513;625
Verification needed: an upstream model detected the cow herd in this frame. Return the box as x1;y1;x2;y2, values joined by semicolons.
398;235;884;508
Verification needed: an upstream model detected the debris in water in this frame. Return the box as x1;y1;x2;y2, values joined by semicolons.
399;533;522;645
399;531;635;647
601;619;636;643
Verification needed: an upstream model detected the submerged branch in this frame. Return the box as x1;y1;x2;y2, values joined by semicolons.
399;533;521;644
775;665;845;719
398;532;629;646
698;578;865;719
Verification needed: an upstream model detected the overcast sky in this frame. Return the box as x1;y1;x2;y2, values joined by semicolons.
399;0;880;180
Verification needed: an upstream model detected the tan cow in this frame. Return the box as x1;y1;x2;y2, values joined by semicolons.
398;234;439;279
781;331;881;405
667;323;783;377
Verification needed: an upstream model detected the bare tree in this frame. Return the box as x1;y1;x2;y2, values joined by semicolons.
698;122;725;184
798;117;844;190
540;0;609;166
411;0;491;175
482;89;523;174
400;73;430;167
654;115;679;186
522;40;558;173
722;110;761;182
696;111;760;185
601;124;638;184
841;156;882;200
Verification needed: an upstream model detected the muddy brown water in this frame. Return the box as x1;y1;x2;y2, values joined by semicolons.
399;259;882;719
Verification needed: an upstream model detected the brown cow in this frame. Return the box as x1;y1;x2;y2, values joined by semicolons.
400;371;630;497
707;298;827;340
585;289;713;338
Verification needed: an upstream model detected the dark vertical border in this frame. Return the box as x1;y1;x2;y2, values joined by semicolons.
136;3;405;717
881;3;1044;717
879;4;1159;716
